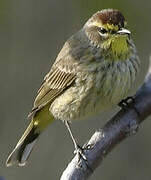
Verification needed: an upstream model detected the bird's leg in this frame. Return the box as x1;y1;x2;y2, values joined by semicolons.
64;121;87;162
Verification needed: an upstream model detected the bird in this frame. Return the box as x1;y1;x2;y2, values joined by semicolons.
6;9;140;167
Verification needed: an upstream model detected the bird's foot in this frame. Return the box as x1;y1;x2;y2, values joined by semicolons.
74;144;94;173
118;96;135;110
118;96;140;116
74;145;87;163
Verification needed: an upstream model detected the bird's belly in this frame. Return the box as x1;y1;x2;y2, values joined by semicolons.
50;60;138;121
50;81;128;122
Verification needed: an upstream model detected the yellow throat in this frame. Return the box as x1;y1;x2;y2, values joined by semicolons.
102;35;130;61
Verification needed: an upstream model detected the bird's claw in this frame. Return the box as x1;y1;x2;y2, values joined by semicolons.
74;144;94;172
118;96;135;109
118;96;140;116
74;145;87;162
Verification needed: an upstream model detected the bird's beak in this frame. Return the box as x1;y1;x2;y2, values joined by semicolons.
117;28;131;35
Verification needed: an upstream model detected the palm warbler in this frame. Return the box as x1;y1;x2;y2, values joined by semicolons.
6;9;140;166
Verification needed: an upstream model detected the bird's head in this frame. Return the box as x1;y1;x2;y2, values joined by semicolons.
84;9;132;61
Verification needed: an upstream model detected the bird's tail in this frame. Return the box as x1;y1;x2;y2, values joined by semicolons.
6;104;54;167
6;120;39;167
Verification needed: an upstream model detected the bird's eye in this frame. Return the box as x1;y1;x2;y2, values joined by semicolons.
98;27;107;34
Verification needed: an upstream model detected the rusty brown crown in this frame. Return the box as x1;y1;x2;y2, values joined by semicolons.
89;9;125;28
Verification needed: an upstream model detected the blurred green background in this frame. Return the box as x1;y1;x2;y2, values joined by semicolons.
0;0;151;179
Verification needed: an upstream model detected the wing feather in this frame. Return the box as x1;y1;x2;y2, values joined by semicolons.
30;61;76;116
28;37;84;117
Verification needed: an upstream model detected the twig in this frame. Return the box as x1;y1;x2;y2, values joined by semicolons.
60;58;151;180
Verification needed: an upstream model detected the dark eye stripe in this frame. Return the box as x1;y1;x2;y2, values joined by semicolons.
110;30;117;34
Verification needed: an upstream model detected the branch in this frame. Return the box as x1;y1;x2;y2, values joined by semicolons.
60;58;151;180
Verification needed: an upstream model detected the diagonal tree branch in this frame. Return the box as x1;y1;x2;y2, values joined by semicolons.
60;58;151;180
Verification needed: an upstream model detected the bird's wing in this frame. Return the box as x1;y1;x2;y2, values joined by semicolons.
28;48;78;117
28;34;87;117
36;64;76;107
29;59;76;117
